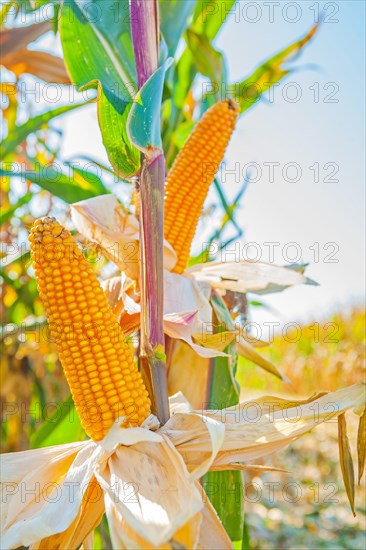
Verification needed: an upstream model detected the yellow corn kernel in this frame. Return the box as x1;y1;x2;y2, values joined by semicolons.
29;217;151;441
164;99;239;273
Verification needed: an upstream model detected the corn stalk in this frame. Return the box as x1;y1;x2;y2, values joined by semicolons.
130;0;169;425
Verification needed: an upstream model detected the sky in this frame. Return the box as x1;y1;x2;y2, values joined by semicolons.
32;1;365;331
214;0;366;328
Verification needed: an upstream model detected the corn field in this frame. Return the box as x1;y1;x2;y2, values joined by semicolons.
1;2;365;549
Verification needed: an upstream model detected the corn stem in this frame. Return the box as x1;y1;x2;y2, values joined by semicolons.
130;0;170;425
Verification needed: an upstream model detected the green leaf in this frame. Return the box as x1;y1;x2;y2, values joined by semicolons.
128;59;173;152
1;161;108;203
60;1;136;103
166;0;230;152
60;0;141;177
68;164;108;194
203;470;243;542
98;87;140;178
0;193;32;225
241;515;251;550
0;102;89;159
172;48;196;111
31;395;86;448
212;178;243;234
159;0;196;57
0;248;30;270
0;1;15;27
203;291;243;541
72;154;130;183
235;23;319;113
185;28;225;84
163;47;195;163
250;300;265;308
165;1;234;158
193;0;236;39
188;177;247;266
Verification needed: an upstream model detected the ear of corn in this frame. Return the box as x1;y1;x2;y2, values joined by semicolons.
164;99;239;273
29;217;151;441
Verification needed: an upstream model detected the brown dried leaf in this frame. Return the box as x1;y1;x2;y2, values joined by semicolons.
186;259;311;294
338;412;356;516
164;385;365;474
198;484;233;550
0;21;51;57
71;195;177;278
168;340;211;409
3;49;71;84
357;407;366;484
101;274;141;334
96;439;203;548
240;333;269;348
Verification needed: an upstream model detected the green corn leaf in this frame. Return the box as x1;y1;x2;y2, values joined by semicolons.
60;0;140;177
0;1;15;27
98;88;140;178
0;193;32;225
235;23;319;113
0;248;30;270
185;28;225;85
171;0;232;95
1;161;108;203
193;0;236;39
166;22;320;169
202;291;243;542
285;262;310;274
159;0;196;57
241;515;251;550
60;1;136;101
31;395;86;448
0;102;89;159
203;469;243;542
166;2;234;160
128;59;173;152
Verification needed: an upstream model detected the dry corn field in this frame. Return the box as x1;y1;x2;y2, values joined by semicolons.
236;309;366;550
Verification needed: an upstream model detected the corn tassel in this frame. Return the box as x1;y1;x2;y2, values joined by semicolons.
164;99;239;273
29;217;151;441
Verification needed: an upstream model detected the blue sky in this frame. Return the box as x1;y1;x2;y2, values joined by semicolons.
38;1;365;329
215;1;365;326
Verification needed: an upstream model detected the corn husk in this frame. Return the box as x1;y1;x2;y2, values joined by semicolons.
1;385;364;549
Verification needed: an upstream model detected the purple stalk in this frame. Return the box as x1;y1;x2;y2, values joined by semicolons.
130;0;170;425
130;0;159;88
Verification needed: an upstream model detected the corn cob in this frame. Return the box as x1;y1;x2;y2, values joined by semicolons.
164;99;239;273
29;217;151;441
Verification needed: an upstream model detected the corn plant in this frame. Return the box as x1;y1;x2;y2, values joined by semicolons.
1;1;365;549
